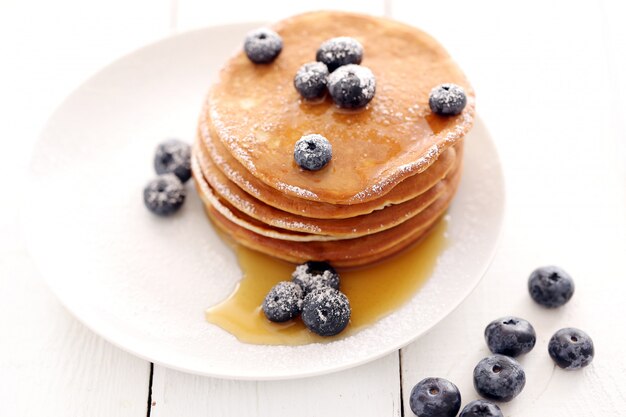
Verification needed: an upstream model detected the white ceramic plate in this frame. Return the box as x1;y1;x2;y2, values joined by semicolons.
23;23;504;380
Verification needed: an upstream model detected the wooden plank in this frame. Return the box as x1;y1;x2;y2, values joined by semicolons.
395;0;626;415
0;0;172;415
150;352;400;417
0;249;152;416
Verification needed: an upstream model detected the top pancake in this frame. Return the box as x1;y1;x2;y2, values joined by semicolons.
205;11;475;204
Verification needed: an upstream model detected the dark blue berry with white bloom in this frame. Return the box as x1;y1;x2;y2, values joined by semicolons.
154;139;192;183
143;174;186;216
328;64;376;109
429;83;467;116
292;261;340;295
294;134;332;171
294;62;329;100
548;327;594;369
528;265;575;308
316;37;363;72
244;28;282;64
409;377;461;417
473;355;525;402
459;400;503;417
301;287;350;336
262;281;303;323
484;316;536;357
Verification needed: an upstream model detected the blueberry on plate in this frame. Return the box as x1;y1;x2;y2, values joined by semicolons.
409;377;461;417
294;62;329;100
528;265;575;308
484;316;536;357
292;261;340;295
328;64;376;109
548;327;594;369
143;174;186;216
459;399;503;417
316;37;363;72
293;134;332;171
262;281;303;323
473;355;525;402
428;83;467;116
154;139;192;183
301;287;350;336
244;28;283;64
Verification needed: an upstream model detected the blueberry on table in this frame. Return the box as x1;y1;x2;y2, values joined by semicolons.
428;83;467;116
484;316;536;357
548;327;594;369
301;287;350;336
473;355;525;402
459;399;503;417
409;377;461;417
328;64;376;109
528;265;575;308
244;28;283;64
143;174;186;216
262;281;303;323
316;37;363;72
293;134;332;171
294;62;329;100
291;261;340;295
154;139;192;183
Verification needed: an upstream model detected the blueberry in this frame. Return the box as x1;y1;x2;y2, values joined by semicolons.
316;37;363;72
291;261;340;295
262;281;303;323
301;287;350;336
328;64;376;109
293;134;332;171
428;83;467;116
244;28;282;64
409;377;461;417
548;327;594;369
143;174;186;216
154;139;192;183
459;399;503;417
528;265;575;308
484;316;536;357
473;355;525;402
294;62;329;100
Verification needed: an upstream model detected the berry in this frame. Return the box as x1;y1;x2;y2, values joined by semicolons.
459;400;503;417
293;134;332;171
428;83;467;116
548;327;594;369
328;64;376;109
316;37;363;72
409;377;461;417
143;174;186;216
528;265;575;308
154;139;192;183
244;28;282;64
262;281;303;323
301;287;350;336
291;261;340;295
294;62;329;100
484;316;536;357
473;355;525;402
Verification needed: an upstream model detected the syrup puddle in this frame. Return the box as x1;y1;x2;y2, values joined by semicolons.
206;218;449;345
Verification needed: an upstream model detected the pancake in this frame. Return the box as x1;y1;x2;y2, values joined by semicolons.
204;11;474;204
202;164;461;267
198;121;458;219
193;142;462;239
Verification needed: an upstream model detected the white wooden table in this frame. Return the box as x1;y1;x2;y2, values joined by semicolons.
1;0;625;415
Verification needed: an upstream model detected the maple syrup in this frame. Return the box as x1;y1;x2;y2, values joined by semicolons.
206;218;449;345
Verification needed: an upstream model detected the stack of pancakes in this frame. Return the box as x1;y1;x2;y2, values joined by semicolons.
192;11;475;267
